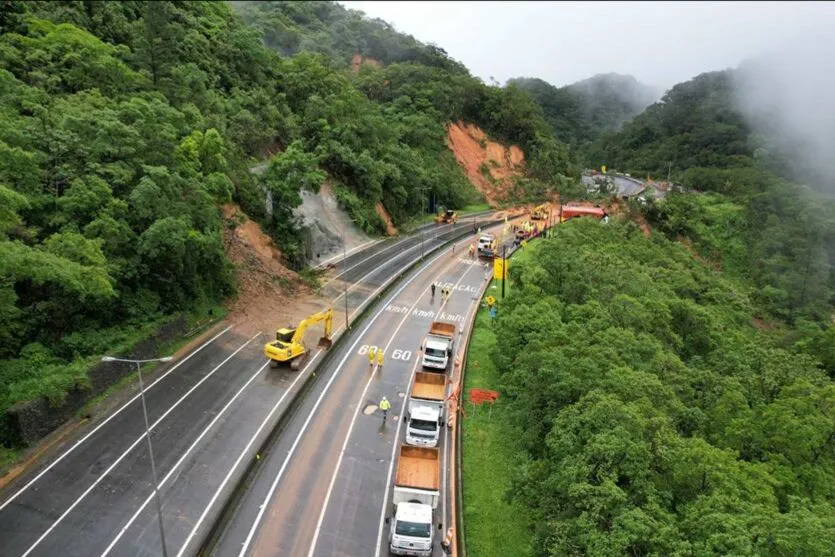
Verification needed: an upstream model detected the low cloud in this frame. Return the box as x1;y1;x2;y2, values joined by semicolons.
732;28;835;189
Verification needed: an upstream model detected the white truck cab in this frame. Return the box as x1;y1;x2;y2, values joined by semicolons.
406;404;441;447
389;502;434;556
421;321;456;371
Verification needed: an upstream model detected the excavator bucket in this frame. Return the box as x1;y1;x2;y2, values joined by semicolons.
318;336;333;349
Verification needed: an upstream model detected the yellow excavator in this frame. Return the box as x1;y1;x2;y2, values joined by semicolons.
531;204;548;220
434;208;458;224
264;308;333;370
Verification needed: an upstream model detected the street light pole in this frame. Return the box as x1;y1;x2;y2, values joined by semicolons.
342;223;349;330
101;356;173;557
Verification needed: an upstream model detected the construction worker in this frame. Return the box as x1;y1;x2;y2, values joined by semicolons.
368;346;377;367
440;527;454;554
377;349;384;368
468;243;474;258
379;396;391;421
431;283;436;298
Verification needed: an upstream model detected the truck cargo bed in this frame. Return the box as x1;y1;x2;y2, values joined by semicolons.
395;446;440;491
428;321;456;338
411;372;446;401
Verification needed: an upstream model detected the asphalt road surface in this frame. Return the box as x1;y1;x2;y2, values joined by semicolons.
0;212;502;557
209;222;518;557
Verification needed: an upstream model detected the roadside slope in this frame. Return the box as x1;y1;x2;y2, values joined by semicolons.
447;122;526;207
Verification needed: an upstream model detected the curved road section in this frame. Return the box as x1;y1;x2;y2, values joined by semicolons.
0;213;501;557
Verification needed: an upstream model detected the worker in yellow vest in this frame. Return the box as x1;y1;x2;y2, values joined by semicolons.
368;346;377;367
377;349;384;368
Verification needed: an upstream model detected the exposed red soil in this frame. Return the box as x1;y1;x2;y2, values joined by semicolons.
351;54;381;73
220;204;328;335
446;122;525;206
375;201;398;236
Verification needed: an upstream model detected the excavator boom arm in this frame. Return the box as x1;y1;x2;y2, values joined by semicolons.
291;308;334;345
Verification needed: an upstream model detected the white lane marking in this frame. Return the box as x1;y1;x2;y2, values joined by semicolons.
19;332;261;557
322;234;417;288
176;229;472;557
99;358;270;556
314;238;384;269
235;244;459;557
309;254;478;557
373;266;489;557
323;220;461;290
0;324;234;513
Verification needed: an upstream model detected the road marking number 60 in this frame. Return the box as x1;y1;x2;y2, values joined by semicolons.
357;345;411;361
391;349;412;361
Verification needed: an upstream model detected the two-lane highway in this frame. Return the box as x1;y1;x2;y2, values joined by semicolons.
208;220;516;556
0;211;502;557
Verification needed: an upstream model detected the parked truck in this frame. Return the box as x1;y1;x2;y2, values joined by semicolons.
388;446;441;556
477;232;498;258
406;372;447;447
421;321;456;371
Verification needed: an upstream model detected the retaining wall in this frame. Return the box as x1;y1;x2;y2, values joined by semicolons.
2;315;189;447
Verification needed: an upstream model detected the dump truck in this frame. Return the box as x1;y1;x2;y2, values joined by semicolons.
531;204;548;220
406;372;446;447
421;321;456;371
388;446;440;556
264;308;333;370
476;232;498;259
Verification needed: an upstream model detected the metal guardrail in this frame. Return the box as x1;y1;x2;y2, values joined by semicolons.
449;227;543;557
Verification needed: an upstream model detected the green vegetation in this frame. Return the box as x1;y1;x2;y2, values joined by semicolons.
0;1;573;432
489;219;835;555
582;70;835;328
461;241;536;556
510;74;658;148
462;307;533;557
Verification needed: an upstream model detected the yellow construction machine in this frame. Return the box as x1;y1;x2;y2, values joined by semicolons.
531;204;548;220
434;208;458;224
264;308;333;370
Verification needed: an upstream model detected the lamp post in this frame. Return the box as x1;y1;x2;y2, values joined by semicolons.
101;355;173;557
341;221;349;330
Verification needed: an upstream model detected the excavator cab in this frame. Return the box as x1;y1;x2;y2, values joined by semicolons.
265;308;334;370
434;208;458;224
276;328;295;344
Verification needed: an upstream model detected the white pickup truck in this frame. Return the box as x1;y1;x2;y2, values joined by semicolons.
421;321;456;371
388;446;440;557
406;372;446;447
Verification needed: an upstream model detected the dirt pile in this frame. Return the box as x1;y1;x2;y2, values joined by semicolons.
375;202;398;236
220;204;326;335
446;122;525;206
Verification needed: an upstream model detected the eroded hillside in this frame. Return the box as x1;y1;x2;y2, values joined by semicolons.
446;122;525;206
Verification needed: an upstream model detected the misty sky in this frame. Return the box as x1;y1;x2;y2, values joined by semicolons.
340;1;835;92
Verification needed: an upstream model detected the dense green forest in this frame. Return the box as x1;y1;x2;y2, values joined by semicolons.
581;71;835;331
496;221;835;556
509;74;658;148
0;1;571;429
